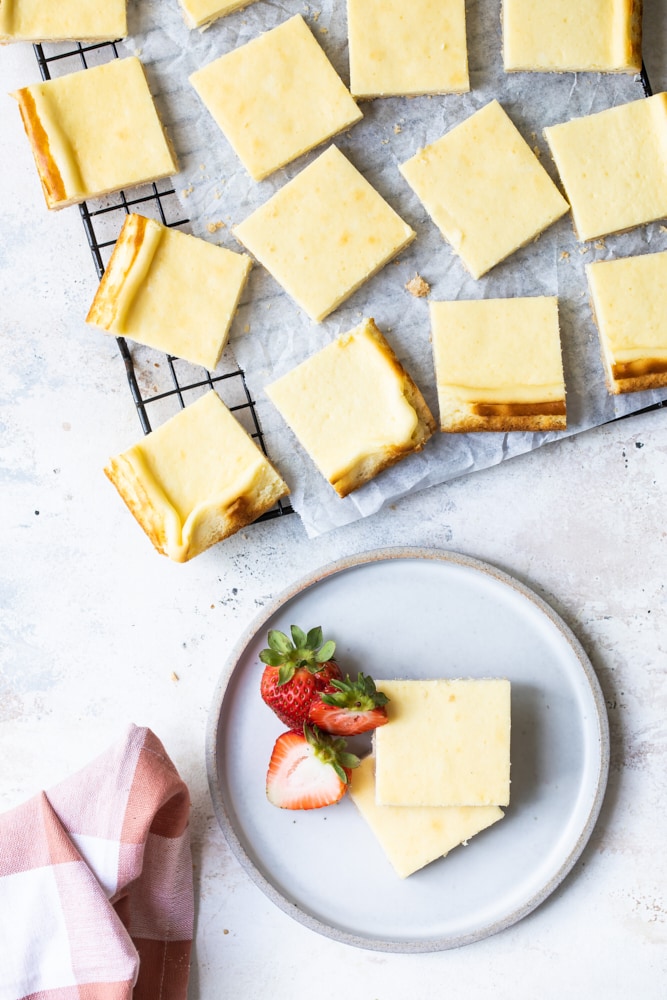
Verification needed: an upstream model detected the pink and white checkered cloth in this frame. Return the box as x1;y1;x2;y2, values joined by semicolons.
0;725;194;1000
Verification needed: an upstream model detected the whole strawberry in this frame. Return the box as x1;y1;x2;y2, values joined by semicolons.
260;625;342;730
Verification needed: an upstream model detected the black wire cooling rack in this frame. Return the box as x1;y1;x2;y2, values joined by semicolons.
32;38;294;521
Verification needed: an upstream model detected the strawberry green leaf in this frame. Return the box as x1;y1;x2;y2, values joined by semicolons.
290;625;307;648
315;640;336;663
267;629;292;654
306;626;323;650
260;649;285;666
277;662;296;686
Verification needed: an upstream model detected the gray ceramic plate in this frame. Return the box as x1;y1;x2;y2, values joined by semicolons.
206;547;609;952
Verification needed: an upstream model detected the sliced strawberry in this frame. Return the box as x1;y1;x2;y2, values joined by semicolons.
260;625;342;729
266;725;360;810
308;673;390;735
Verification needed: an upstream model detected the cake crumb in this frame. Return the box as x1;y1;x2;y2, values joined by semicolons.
660;225;667;233
182;184;194;198
207;221;226;233
405;274;430;298
170;672;180;683
393;124;402;134
243;323;250;333
319;26;328;34
594;239;606;250
560;251;570;260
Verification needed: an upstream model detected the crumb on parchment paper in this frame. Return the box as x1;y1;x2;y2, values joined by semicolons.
207;221;226;233
405;274;430;298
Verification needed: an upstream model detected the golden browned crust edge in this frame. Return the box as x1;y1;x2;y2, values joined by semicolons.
331;319;436;498
104;455;171;558
608;370;667;394
105;450;289;562
186;466;289;559
628;0;643;73
587;285;667;395
440;410;567;433
12;86;67;209
86;213;149;327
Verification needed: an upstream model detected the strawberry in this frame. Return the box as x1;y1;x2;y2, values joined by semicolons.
260;625;342;730
308;673;390;735
266;725;360;810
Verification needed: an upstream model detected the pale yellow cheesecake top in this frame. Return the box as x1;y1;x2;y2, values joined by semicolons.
400;100;569;279
105;391;289;563
265;318;435;497
190;15;362;181
178;0;259;31
374;678;511;808
12;57;176;210
347;0;469;98
503;0;642;73
350;755;504;879
0;0;127;42
587;251;667;392
544;93;667;242
86;214;251;371
234;146;415;322
431;297;565;405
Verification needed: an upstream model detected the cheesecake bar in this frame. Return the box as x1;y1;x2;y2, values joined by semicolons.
105;391;289;563
190;15;362;182
0;0;127;42
400;100;569;279
234;146;415;322
265;318;436;497
347;0;469;98
350;755;504;878
374;679;511;807
430;297;567;432
86;214;251;371
586;250;667;394
544;93;667;242
503;0;643;73
178;0;259;31
12;57;176;211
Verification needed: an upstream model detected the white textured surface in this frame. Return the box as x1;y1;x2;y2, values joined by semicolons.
1;7;666;999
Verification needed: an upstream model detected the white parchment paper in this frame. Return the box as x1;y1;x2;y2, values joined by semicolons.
123;0;666;536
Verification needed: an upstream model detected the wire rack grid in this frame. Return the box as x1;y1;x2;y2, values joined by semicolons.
32;37;294;522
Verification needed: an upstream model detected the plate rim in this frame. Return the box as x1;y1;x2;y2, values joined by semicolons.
205;546;610;952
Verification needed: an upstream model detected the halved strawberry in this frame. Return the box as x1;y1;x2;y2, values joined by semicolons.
260;625;342;730
266;725;360;810
308;673;390;735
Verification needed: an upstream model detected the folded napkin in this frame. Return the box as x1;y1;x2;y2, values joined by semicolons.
0;725;194;1000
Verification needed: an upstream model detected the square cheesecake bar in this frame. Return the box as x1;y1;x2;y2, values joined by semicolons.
86;214;252;371
190;15;362;181
350;754;504;879
234;146;415;322
586;250;667;394
400;100;569;279
12;57;176;210
503;0;643;74
430;296;567;432
178;0;259;31
544;93;667;242
105;391;289;563
265;318;436;498
0;0;127;43
347;0;469;98
374;678;511;808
